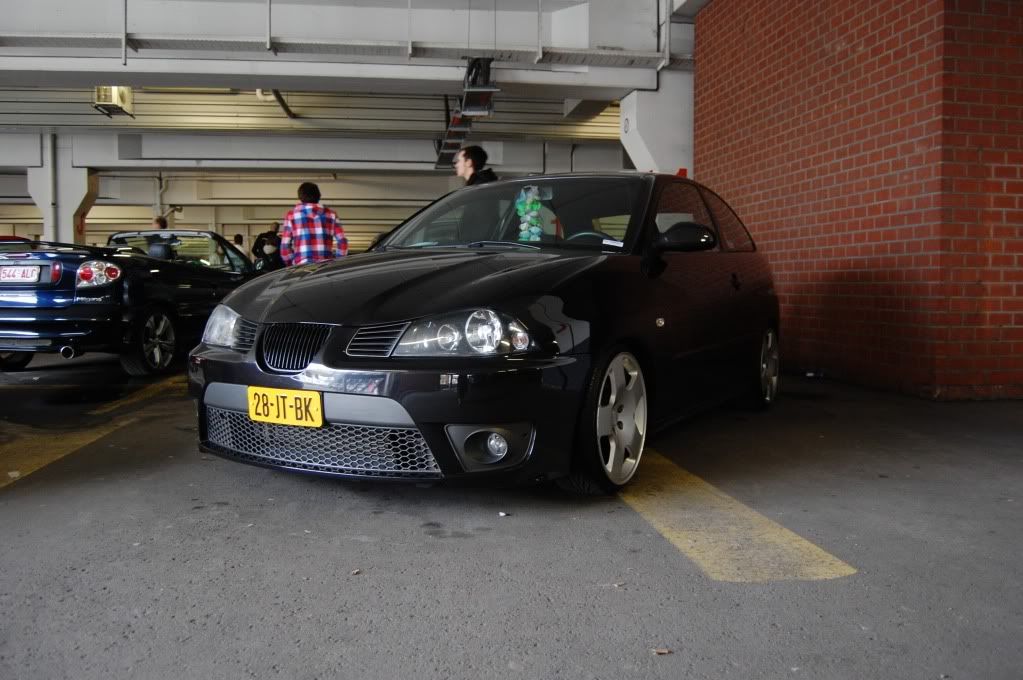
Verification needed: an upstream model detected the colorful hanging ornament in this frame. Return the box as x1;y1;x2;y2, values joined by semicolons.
515;185;544;242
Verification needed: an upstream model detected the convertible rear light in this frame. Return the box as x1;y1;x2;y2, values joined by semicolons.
49;260;62;283
76;260;122;288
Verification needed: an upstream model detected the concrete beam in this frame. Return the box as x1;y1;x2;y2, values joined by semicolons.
620;70;693;175
0;58;657;100
672;0;713;20
0;133;43;170
563;99;610;119
0;173;31;202
26;135;98;242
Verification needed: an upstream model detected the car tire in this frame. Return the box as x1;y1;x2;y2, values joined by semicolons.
747;326;780;409
0;351;33;371
558;348;649;495
119;307;178;377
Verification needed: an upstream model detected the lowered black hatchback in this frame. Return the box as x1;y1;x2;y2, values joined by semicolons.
188;173;780;493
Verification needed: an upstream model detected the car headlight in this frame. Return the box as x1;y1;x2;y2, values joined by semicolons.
393;309;532;357
202;304;241;348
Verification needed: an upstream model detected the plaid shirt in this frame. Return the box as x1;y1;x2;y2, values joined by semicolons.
280;202;348;265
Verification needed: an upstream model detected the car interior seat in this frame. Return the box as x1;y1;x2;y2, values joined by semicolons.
147;243;174;260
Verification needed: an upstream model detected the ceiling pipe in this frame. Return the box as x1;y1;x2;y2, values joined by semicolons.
271;89;298;119
121;0;127;65
266;0;273;51
535;0;542;63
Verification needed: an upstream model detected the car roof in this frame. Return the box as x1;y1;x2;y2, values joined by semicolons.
459;171;687;189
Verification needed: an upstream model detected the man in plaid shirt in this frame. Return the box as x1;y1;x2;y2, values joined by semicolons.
279;182;348;265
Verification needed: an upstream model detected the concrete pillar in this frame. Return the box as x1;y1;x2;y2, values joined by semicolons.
620;70;694;175
26;134;98;243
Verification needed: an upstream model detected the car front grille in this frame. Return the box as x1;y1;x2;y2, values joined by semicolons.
346;321;409;358
233;319;260;352
260;322;331;371
205;406;442;478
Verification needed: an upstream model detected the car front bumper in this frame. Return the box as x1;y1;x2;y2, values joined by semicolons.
189;345;591;485
0;305;124;353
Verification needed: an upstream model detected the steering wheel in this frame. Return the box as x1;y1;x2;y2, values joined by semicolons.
565;230;615;241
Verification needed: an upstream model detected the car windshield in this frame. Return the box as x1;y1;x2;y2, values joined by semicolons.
382;176;649;252
108;231;242;271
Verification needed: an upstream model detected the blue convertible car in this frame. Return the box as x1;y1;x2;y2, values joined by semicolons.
0;230;252;375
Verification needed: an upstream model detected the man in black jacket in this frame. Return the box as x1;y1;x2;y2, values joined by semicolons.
251;221;280;260
453;146;498;186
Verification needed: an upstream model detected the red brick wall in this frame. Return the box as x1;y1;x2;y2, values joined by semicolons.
939;1;1023;398
694;0;1023;399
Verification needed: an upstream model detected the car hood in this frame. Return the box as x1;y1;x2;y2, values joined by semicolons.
226;248;606;324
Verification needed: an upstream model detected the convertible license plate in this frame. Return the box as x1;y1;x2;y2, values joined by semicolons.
0;266;40;282
247;386;323;427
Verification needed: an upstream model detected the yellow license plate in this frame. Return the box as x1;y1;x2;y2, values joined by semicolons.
247;386;323;427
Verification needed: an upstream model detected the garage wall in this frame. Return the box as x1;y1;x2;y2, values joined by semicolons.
694;0;1022;399
940;1;1023;398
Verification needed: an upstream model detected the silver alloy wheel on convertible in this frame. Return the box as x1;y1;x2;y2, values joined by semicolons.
760;328;780;404
595;351;648;486
143;311;176;370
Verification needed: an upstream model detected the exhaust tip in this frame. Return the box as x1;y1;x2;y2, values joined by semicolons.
59;345;76;359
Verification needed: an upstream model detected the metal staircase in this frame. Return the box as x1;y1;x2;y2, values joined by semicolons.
434;58;499;170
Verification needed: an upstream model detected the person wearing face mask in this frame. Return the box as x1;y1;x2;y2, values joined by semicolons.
252;221;280;260
254;234;285;272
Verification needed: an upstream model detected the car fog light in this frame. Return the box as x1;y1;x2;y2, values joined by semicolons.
486;433;509;458
509;324;530;351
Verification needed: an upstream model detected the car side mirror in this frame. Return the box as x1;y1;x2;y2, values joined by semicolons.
650;222;717;254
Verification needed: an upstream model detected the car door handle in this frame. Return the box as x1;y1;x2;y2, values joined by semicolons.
730;272;742;290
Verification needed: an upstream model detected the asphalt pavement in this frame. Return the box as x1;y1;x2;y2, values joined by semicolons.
0;358;1020;679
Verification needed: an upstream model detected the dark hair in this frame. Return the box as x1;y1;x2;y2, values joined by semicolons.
271;221;281;232
233;233;243;244
152;216;168;229
460;145;487;171
298;182;321;203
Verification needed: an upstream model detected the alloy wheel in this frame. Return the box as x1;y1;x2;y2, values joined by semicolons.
595;352;647;486
143;312;176;370
760;328;780;403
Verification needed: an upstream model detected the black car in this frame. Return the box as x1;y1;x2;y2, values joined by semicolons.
188;173;780;493
0;230;253;375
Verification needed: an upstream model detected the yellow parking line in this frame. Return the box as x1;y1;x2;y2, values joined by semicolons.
87;374;187;415
620;450;857;582
0;417;138;490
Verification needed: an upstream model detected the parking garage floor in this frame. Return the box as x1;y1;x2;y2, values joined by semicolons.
1;356;1021;680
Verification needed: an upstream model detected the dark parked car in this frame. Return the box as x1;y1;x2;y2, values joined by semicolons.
188;173;779;493
0;230;252;375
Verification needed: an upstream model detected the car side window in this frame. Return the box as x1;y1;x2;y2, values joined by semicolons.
701;187;755;252
407;205;463;245
221;244;248;273
653;182;715;235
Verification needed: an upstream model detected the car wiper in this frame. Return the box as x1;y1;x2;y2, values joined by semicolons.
463;240;541;250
